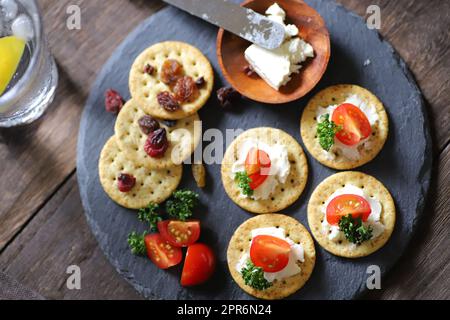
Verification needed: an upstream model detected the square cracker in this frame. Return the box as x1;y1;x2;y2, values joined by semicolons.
307;171;396;258
227;214;316;300
129;41;214;120
98;136;182;209
221;127;308;214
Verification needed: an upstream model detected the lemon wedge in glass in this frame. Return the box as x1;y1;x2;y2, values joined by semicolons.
0;36;26;96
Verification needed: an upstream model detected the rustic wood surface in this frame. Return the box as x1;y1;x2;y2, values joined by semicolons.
0;0;448;300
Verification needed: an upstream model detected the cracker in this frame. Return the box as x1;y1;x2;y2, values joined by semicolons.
98;136;182;209
129;41;214;120
221;128;308;214
307;171;396;258
227;214;316;300
115;99;201;169
300;84;389;170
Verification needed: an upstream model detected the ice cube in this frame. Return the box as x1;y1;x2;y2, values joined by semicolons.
12;14;33;41
1;0;18;21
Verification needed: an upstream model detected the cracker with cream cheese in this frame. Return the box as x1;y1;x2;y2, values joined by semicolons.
307;171;395;258
300;84;389;170
98;136;182;209
129;41;214;120
221;127;308;214
227;214;316;300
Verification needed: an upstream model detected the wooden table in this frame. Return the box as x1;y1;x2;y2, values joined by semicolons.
0;0;448;300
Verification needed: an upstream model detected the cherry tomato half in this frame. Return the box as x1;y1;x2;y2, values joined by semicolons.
248;172;268;190
332;103;372;146
144;233;182;269
245;148;271;176
250;235;291;273
181;243;216;286
157;220;201;247
326;194;372;225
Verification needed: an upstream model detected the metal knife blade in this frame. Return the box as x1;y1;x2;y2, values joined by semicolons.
163;0;285;49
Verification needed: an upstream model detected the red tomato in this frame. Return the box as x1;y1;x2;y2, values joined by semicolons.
250;235;291;273
248;172;268;190
326;194;372;225
144;233;182;269
157;220;201;247
332;103;372;146
181;243;216;286
245;148;271;176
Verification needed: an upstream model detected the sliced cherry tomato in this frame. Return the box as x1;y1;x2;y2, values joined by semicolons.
144;233;182;269
181;243;216;286
250;235;291;273
326;194;372;225
248;172;268;190
332;103;372;146
157;220;201;247
245;148;271;176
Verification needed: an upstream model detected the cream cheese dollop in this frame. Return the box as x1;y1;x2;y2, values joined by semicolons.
231;139;290;200
321;184;385;243
235;227;304;282
316;94;379;160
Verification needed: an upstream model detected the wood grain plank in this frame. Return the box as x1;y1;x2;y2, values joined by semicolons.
0;174;142;300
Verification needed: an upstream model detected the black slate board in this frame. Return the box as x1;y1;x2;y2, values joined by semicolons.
77;0;432;300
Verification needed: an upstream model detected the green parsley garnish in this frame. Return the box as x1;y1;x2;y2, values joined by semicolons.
317;114;342;151
241;261;272;290
138;203;161;232
235;171;253;197
339;214;373;245
127;231;147;255
166;189;199;221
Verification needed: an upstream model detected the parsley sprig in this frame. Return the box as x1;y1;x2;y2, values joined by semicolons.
241;261;272;290
339;214;373;245
317;114;342;151
235;171;253;197
127;231;147;255
166;189;199;221
138;203;161;232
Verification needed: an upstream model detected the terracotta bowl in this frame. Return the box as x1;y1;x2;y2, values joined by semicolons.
217;0;330;104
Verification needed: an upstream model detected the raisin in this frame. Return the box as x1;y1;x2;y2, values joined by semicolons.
117;173;136;192
162;120;177;127
138;115;160;135
105;89;124;113
160;59;184;86
144;64;155;75
144;128;169;158
173;76;199;103
157;91;180;112
217;86;241;109
195;76;205;87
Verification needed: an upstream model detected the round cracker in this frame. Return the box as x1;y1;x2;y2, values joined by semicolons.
300;84;389;170
221;128;308;214
98;136;182;209
307;171;395;258
129;41;214;120
227;214;316;300
115;99;201;169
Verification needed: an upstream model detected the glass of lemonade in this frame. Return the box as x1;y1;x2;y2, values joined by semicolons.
0;0;58;127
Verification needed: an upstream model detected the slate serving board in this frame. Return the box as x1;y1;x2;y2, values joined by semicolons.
77;0;432;300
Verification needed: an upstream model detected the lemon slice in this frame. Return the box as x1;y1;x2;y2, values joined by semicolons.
0;36;26;96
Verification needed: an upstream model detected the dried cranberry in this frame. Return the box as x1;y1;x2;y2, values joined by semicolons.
138;115;160;134
195;76;205;87
117;173;136;192
217;86;241;109
105;89;124;113
243;65;257;77
160;59;184;86
157;91;180;112
144;64;155;75
173;76;199;103
162;120;177;127
144;128;169;158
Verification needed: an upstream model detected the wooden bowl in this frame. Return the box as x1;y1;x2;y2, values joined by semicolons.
217;0;330;104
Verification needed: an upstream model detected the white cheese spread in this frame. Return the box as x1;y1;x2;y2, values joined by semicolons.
244;3;315;90
235;227;304;282
231;139;290;200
